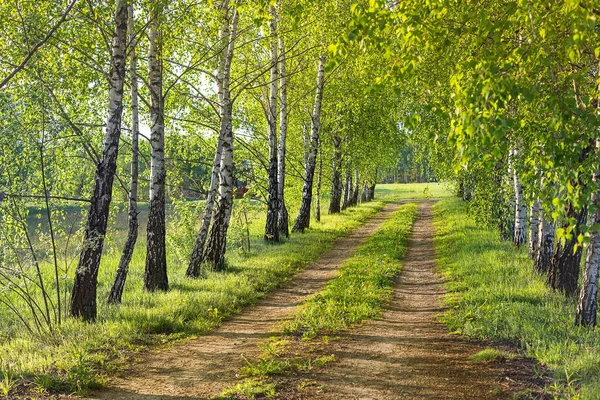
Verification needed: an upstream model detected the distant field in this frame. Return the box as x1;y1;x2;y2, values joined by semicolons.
376;182;453;200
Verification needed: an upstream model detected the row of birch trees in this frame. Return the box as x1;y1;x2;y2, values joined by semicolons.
0;0;405;324
344;1;600;326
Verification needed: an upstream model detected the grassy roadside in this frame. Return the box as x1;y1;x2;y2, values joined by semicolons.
221;203;419;399
433;197;600;399
0;200;385;397
0;184;447;397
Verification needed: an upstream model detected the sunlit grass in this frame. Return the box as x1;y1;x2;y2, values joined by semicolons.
0;185;420;394
222;203;419;398
434;197;600;399
375;182;452;201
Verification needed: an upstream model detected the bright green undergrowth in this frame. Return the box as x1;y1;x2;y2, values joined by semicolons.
0;184;424;395
434;197;600;399
1;202;385;394
222;203;419;399
283;203;419;338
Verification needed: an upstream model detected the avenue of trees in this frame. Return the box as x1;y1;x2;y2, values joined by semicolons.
0;0;405;329
2;0;599;353
340;1;600;325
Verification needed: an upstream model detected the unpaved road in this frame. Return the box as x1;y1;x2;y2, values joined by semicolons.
88;202;404;400
280;202;542;399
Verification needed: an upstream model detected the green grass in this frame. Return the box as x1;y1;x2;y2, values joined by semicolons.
434;197;600;399
0;184;423;395
223;203;419;398
375;182;452;201
469;348;517;362
283;202;419;338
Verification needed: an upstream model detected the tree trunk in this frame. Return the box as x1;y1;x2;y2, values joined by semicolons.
351;168;359;206
548;202;586;296
534;210;555;274
109;4;139;304
144;4;168;292
341;165;352;210
203;7;238;270
361;181;368;202
264;5;279;243
576;139;600;326
328;135;342;214
187;0;233;277
368;183;375;200
292;56;326;233
511;149;527;246
187;137;223;277
277;29;289;238
528;199;540;258
70;0;128;321
315;146;322;222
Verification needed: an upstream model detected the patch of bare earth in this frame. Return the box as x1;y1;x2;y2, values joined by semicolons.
84;202;403;400
274;202;548;400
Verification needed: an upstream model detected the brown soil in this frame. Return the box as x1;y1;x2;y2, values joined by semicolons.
86;202;404;400
274;202;547;400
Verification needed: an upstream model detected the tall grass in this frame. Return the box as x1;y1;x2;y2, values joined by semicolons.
434;198;600;399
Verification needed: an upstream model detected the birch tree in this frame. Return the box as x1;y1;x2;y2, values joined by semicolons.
292;55;326;233
576;139;600;325
277;22;290;238
203;6;239;270
264;5;280;243
109;3;140;304
70;0;128;320
329;135;342;214
144;0;168;291
187;1;236;277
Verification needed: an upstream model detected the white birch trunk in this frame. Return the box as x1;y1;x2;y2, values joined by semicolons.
144;1;168;291
264;5;279;242
292;55;326;232
277;26;289;237
577;138;600;326
70;0;128;320
203;7;239;269
535;211;555;274
109;3;140;303
511;148;527;246
187;0;233;276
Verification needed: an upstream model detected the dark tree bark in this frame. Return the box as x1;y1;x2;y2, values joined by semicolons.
144;2;168;292
328;135;342;214
528;200;541;258
292;56;326;233
264;5;279;243
548;203;586;296
534;210;555;274
70;0;128;321
109;3;139;304
368;183;375;200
